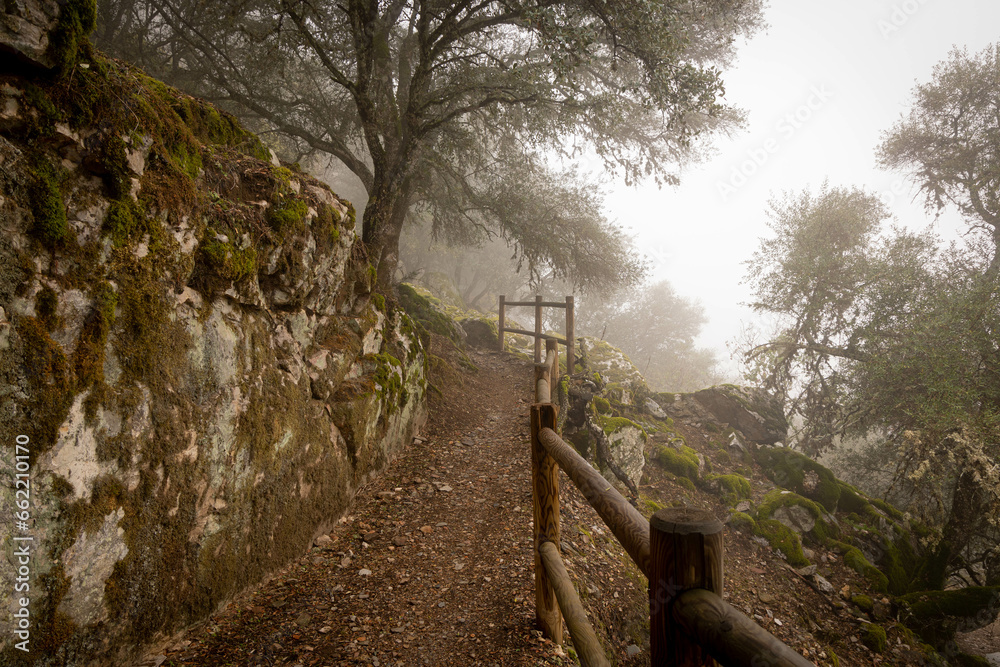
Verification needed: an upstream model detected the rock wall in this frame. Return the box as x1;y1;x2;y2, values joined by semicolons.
0;20;426;665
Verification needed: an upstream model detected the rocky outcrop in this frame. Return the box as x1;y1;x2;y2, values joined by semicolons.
1;0;95;72
0;35;425;665
691;385;787;444
459;316;498;349
558;372;655;496
1;0;60;66
578;336;646;391
602;421;646;489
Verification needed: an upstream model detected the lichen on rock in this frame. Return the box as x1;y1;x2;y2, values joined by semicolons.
0;30;427;665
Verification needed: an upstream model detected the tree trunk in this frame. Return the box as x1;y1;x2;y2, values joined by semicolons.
938;469;986;586
362;170;413;289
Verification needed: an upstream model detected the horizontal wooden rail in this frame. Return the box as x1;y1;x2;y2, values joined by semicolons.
524;316;813;666
673;589;815;667
539;541;611;667
501;327;568;344
537;426;651;577
499;295;574;372
504;300;568;308
535;346;557;403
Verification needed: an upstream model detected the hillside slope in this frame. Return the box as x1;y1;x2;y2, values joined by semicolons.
149;287;1000;666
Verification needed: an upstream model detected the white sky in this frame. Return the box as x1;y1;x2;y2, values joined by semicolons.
598;0;1000;376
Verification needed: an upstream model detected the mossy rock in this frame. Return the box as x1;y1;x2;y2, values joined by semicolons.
691;385;787;444
593;396;612;414
898;586;1000;647
642;497;666;514
836;482;869;514
578;336;647;389
672;476;696;492
756;489;838;542
728;511;757;533
703;473;751;505
870;497;905;522
953;654;992;667
266;197;309;234
655;445;699;482
458;316;498;349
397;283;463;345
755;446;841;512
597;414;645;437
861;623;887;653
755;518;809;566
826;539;889;593
29;155;70;247
851;594;874;613
49;0;97;76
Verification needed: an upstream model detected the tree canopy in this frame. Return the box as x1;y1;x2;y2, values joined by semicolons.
877;43;1000;279
95;0;764;289
741;45;1000;590
745;181;1000;588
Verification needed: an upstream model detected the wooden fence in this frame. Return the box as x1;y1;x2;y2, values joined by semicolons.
498;294;575;373
527;339;816;667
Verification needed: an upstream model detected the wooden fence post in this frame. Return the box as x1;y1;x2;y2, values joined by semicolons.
531;402;561;643
546;338;558;399
534;294;543;363
498;295;505;352
649;507;724;666
565;296;574;375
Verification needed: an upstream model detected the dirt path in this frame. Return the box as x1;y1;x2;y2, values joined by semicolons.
156;348;578;667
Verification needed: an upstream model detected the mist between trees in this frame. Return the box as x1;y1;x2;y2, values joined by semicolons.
398;223;725;393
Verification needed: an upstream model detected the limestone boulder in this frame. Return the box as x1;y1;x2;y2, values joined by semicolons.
603;421;647;490
773;504;816;534
691;385;787;444
1;0;61;68
459;316;498;349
